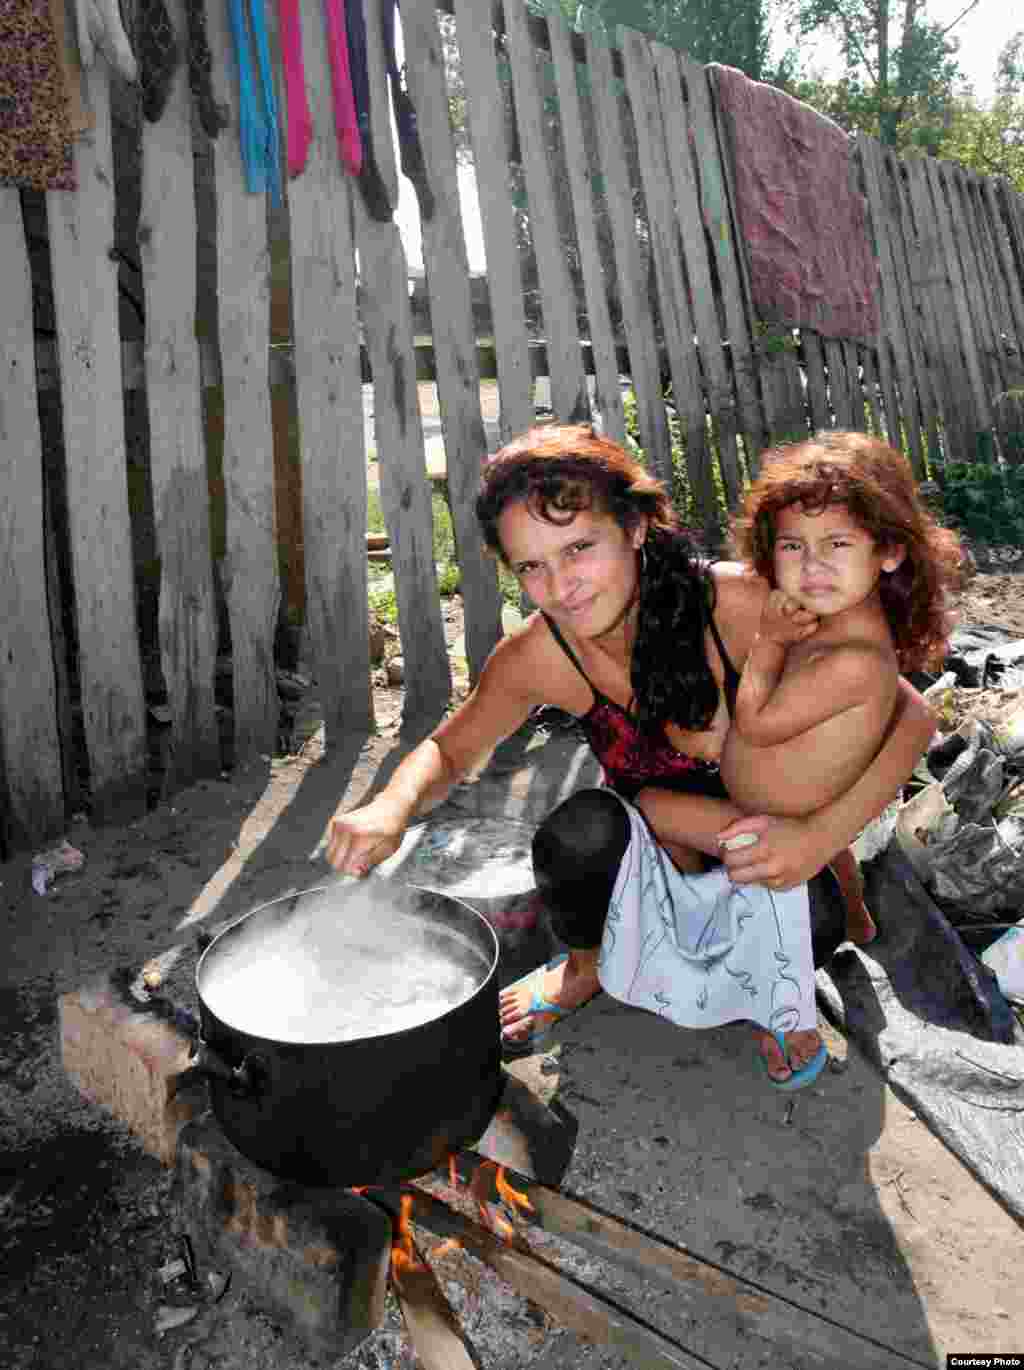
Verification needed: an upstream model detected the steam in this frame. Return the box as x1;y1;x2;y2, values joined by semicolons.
199;879;491;1044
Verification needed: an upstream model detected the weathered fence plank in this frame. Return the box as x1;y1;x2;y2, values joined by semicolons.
949;165;1008;401
964;172;1016;393
402;0;502;684
979;175;1024;384
547;10;626;444
619;29;711;525
205;0;281;761
138;22;220;789
801;332;830;433
357;0;450;726
924;157;991;442
504;0;589;425
653;43;741;514
692;62;764;471
584;29;671;483
0;189;64;848
46;72;147;823
823;339;853;429
288;0;373;738
452;0;534;443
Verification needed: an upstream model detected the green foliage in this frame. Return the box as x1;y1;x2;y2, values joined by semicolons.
553;0;771;76
933;460;1024;549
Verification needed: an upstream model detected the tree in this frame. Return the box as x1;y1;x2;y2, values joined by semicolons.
564;0;771;78
778;0;973;147
939;32;1024;189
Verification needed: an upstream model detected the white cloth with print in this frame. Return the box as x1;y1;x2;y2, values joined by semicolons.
598;798;816;1033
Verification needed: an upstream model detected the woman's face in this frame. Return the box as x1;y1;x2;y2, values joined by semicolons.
497;499;645;641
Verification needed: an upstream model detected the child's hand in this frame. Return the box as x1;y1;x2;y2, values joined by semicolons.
758;590;819;647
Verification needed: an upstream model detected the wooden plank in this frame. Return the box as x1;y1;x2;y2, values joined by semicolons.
402;0;503;686
46;70;147;823
923;155;991;437
901;156;966;463
850;143;899;447
801;331;830;432
962;169;1014;394
823;338;852;429
855;137;924;472
583;29;671;483
391;1236;480;1370
452;0;534;443
205;0;281;761
858;343;883;435
978;175;1024;383
690;62;765;473
357;0;451;725
653;41;742;523
138;15;220;789
409;1188;703;1369
0;189;64;847
503;0;589;425
288;0;373;738
547;10;626;444
618;29;712;525
948;164;1007;400
842;340;865;430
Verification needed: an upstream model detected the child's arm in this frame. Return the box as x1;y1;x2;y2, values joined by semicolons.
735;641;894;746
733;590;825;745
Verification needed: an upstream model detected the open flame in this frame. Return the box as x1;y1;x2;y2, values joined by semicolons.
468;1160;534;1241
389;1193;424;1281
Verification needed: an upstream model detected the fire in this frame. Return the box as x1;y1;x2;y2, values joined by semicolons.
467;1160;533;1240
389;1193;424;1281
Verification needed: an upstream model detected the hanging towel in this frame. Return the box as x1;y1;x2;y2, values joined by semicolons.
321;0;362;175
72;0;138;82
599;800;818;1035
0;0;76;191
710;64;880;344
382;0;433;220
276;0;312;176
137;0;180;123
344;0;393;220
227;0;282;206
184;0;229;138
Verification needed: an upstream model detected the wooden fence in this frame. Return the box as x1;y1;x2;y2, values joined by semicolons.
2;0;1024;856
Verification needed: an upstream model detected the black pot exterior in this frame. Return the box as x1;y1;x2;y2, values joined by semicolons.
196;885;503;1187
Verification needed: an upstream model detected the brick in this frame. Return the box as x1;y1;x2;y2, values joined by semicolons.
174;1115;391;1356
59;979;206;1166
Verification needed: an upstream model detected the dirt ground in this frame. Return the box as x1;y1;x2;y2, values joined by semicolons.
2;559;1023;1370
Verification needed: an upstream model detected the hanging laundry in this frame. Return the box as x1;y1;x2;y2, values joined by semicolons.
48;0;95;136
382;0;433;220
184;0;229;139
226;0;282;206
321;0;362;176
1;0;76;191
710;64;880;344
344;0;393;220
137;0;180;123
72;0;138;82
276;0;312;176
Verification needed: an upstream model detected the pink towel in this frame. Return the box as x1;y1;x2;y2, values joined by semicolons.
277;0;312;176
710;64;880;343
322;0;362;176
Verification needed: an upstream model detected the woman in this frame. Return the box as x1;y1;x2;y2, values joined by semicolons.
325;425;937;1085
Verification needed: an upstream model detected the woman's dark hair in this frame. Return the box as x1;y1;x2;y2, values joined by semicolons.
730;431;964;671
476;423;721;731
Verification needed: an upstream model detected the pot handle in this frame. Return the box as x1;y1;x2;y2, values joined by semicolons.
190;1040;269;1098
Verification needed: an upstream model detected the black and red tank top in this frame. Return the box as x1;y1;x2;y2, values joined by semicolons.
541;590;739;803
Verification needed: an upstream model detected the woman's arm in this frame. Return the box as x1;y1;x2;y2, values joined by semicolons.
718;678;935;887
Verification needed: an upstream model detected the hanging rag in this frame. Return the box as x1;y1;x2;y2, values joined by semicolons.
598;800;818;1035
48;0;95;135
184;0;229;138
72;0;138;82
0;0;76;191
344;0;393;220
709;64;880;344
137;0;180;123
382;0;433;220
276;0;312;176
226;0;282;206
321;0;362;175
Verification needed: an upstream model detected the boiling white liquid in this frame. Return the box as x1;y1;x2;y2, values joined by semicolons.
200;886;486;1043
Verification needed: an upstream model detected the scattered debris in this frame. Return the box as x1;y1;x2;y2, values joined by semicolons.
30;839;85;895
154;1304;200;1337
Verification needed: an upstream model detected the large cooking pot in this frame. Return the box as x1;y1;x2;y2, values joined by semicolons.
193;880;502;1187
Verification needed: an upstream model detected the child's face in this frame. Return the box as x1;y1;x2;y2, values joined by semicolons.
772;502;904;617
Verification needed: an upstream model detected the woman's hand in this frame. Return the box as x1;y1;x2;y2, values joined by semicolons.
717;813;833;890
323;799;408;878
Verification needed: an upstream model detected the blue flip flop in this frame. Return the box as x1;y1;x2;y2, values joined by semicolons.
500;953;592;1056
758;1029;829;1091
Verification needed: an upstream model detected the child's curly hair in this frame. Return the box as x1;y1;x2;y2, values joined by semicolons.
476;424;723;732
730;431;964;672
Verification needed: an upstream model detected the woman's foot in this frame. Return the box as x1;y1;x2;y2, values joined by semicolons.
499;947;601;1046
753;1027;824;1084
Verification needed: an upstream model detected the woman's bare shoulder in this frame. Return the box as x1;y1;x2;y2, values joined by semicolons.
708;561;769;613
481;610;575;703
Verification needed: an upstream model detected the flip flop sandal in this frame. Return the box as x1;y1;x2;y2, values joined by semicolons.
757;1029;830;1092
499;953;599;1057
